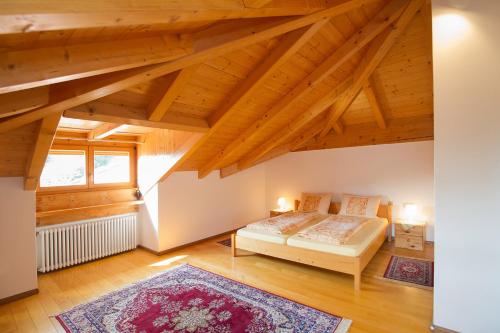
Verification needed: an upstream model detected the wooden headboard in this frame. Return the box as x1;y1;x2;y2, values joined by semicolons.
294;199;393;224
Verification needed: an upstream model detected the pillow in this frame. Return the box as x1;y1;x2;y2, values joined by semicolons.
298;193;332;215
339;194;381;217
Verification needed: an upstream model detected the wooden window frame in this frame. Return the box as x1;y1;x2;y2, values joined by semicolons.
39;144;136;193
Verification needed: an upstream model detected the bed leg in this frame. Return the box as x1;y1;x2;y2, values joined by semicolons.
354;273;361;292
231;233;237;257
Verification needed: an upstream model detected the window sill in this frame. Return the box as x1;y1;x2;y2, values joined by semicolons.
36;200;144;218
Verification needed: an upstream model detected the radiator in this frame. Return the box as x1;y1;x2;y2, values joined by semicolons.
36;213;137;273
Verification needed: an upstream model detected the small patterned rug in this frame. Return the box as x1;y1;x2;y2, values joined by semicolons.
56;264;351;332
217;238;232;247
384;256;434;288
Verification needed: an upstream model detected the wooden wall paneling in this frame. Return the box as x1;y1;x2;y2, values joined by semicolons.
0;86;49;118
0;34;193;94
37;205;139;226
24;112;62;190
0;122;37;177
64;101;209;133
321;0;424;137
199;0;409;177
0;1;373;133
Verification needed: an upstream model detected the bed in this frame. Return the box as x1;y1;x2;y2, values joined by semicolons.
231;200;392;291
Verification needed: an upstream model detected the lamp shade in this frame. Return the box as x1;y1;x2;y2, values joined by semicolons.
277;197;286;210
403;203;418;221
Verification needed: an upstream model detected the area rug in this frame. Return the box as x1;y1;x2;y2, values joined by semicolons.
383;255;434;288
56;264;351;332
217;238;232;247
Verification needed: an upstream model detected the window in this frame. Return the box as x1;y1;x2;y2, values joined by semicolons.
40;145;135;191
40;150;87;188
93;150;131;184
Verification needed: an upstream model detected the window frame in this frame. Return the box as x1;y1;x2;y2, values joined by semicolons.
39;144;136;193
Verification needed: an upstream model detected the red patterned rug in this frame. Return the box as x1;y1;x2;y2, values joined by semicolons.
383;256;434;288
56;264;351;332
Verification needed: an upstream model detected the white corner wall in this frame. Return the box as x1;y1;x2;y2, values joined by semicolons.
433;1;500;331
139;165;267;252
0;177;37;300
265;141;435;240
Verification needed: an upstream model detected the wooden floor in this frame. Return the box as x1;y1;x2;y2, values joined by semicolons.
0;235;434;333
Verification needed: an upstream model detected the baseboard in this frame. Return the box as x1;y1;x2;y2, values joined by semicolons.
430;324;459;333
0;288;39;305
138;228;239;256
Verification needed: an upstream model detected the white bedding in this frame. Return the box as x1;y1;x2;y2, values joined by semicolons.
286;217;388;257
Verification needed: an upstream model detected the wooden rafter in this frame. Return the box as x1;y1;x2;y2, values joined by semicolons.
0;0;339;34
0;35;192;94
87;123;128;140
234;76;353;172
320;0;424;137
302;115;434;151
198;0;409;178
0;87;49;118
195;21;328;178
24;113;62;190
363;79;387;129
65;102;209;133
147;65;200;122
0;0;375;134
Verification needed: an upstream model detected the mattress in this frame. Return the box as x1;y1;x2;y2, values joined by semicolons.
286;217;388;257
237;214;327;245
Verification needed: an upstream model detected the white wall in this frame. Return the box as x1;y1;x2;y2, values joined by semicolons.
139;165;267;252
0;178;37;300
265;141;435;240
433;1;500;331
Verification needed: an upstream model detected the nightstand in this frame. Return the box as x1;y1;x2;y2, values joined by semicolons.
394;220;426;251
270;209;292;218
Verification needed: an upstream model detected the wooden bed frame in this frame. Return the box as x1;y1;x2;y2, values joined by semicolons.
231;200;392;291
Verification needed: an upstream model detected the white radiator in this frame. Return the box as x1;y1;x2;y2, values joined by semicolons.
36;213;137;273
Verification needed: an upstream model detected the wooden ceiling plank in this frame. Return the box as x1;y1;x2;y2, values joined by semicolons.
0;0;376;134
332;120;345;134
320;0;424;137
0;0;338;34
24;112;62;190
147;65;200;122
234;75;353;172
64;101;209;133
87;123;128;140
363;79;387;129
199;0;409;178
0;35;193;94
196;20;328;179
0;86;49;118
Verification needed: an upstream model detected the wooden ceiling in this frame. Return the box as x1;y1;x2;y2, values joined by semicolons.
0;0;433;188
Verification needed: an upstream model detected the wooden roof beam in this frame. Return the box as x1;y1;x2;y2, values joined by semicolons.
230;76;353;174
0;0;338;34
0;86;49;118
0;0;376;133
65;101;209;133
195;21;328;179
24;112;62;190
0;35;192;94
87;123;128;140
363;79;387;129
147;65;200;122
320;0;424;137
199;0;410;178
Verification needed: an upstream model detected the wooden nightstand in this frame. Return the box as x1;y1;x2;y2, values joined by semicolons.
270;209;292;217
394;220;426;251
